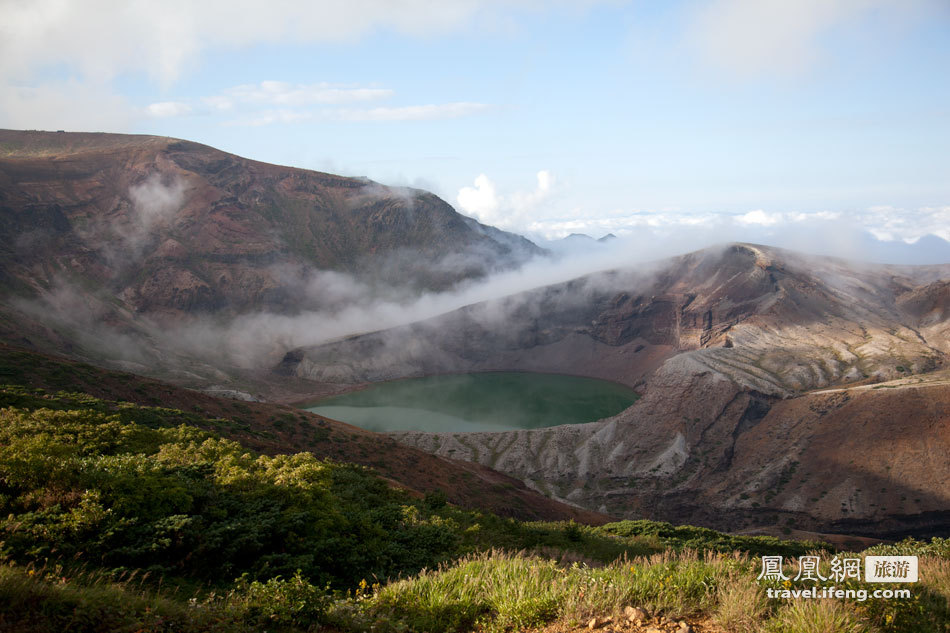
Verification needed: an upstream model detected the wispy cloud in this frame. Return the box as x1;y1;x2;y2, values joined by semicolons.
145;101;192;118
0;0;548;130
334;102;491;122
515;206;950;244
687;0;939;78
454;172;950;257
225;81;393;106
149;81;395;121
222;108;314;127
0;1;530;86
222;100;491;126
0;80;131;132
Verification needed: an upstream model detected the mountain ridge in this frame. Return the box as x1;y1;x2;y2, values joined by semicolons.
0;128;542;381
282;243;950;537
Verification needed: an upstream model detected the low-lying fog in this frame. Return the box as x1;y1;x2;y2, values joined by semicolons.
16;176;950;375
167;218;950;369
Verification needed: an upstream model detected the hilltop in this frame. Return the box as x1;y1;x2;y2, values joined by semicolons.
0;129;540;379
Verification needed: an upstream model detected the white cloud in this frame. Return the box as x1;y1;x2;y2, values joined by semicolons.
0;81;132;132
457;175;500;220
145;101;192;118
687;0;939;77
0;1;581;86
223;101;490;126
225;81;394;106
155;83;488;126
223;109;314;127
736;209;783;226
202;96;234;112
335;102;490;122
523;210;727;239
455;179;950;254
457;170;556;229
511;169;554;210
0;0;581;130
863;205;950;242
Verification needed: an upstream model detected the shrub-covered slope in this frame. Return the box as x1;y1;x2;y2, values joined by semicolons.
0;381;947;632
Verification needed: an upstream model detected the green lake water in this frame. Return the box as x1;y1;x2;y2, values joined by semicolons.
303;372;640;433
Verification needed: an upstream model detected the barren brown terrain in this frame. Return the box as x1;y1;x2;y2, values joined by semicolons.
286;244;950;538
0;129;538;380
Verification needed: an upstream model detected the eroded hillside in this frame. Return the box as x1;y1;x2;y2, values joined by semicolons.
284;244;950;537
0;129;540;378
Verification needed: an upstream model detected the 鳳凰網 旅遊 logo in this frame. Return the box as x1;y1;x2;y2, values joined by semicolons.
756;554;917;602
757;554;918;583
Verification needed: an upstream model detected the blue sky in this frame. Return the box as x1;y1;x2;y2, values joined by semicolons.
2;0;949;245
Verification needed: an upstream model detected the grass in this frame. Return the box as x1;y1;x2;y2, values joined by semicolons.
0;561;246;633
2;538;949;632
0;376;947;632
339;547;950;633
0;561;335;632
712;573;770;632
339;549;733;632
765;599;871;633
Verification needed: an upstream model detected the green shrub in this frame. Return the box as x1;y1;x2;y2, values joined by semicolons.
231;571;331;629
0;399;458;588
865;537;950;559
598;520;828;557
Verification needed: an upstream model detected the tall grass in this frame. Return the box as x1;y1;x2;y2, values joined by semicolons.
356;548;950;633
0;561;332;632
765;599;871;633
3;548;950;632
365;549;739;632
0;561;241;633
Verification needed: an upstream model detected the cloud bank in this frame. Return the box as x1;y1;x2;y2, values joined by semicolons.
457;170;555;230
454;170;950;256
0;1;567;130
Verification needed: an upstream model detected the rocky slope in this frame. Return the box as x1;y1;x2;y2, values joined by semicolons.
283;244;950;537
283;244;948;390
0;129;540;378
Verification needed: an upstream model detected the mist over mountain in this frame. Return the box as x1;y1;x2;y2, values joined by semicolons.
283;243;950;538
0;129;540;377
1;129;949;542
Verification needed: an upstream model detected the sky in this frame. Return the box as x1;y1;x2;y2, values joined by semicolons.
2;0;949;248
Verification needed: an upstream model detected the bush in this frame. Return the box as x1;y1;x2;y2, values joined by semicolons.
0;397;458;588
232;571;331;629
598;520;828;557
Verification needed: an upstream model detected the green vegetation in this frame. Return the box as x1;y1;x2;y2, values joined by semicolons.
600;519;827;558
0;386;456;588
866;537;950;559
0;383;947;632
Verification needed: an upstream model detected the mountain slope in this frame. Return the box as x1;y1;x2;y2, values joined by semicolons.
0;342;605;524
282;244;948;390
0;130;539;307
0;129;541;378
282;244;950;537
